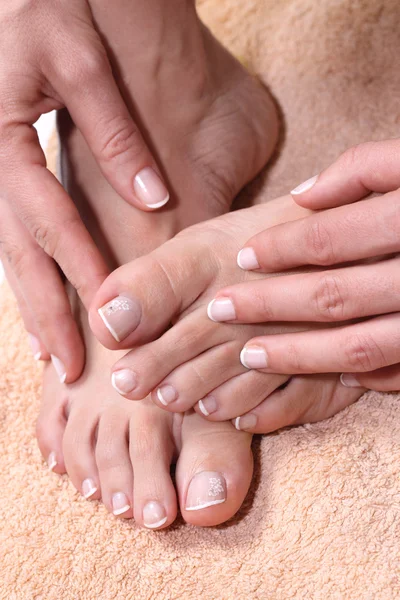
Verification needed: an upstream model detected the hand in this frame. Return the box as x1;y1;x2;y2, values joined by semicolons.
0;0;169;382
208;139;400;391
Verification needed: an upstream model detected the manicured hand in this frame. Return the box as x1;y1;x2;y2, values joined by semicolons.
0;0;169;382
208;139;400;391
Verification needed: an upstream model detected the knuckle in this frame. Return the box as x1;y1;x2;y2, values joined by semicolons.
313;274;346;321
306;220;336;265
98;116;143;164
63;47;109;87
344;333;386;371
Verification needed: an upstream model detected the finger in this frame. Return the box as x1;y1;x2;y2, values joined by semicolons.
1;259;50;361
52;45;169;211
240;313;400;375
1;121;109;311
0;204;84;382
341;363;400;392
290;139;400;209
209;256;400;324
237;189;400;273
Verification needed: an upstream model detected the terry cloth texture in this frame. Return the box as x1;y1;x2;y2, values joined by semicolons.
1;0;400;598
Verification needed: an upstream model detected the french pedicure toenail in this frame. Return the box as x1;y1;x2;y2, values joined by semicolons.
157;385;177;406
207;298;236;322
98;295;142;343
28;333;41;361
112;492;131;516
290;174;318;195
185;471;227;511
143;501;167;529
111;369;137;395
234;414;258;431
237;248;260;271
82;478;98;500
47;451;57;471
240;346;268;369
51;355;67;383
134;167;170;209
198;396;218;417
340;373;362;388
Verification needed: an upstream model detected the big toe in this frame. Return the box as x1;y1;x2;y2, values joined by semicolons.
176;411;253;527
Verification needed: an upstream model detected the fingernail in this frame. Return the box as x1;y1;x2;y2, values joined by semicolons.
134;167;170;209
111;369;137;395
82;478;98;499
234;414;258;431
28;334;42;361
291;174;318;195
198;396;218;416
240;346;268;369
51;355;67;383
340;373;362;388
157;385;177;406
237;247;260;271
112;492;131;516
185;471;227;511
47;451;57;471
98;295;141;343
207;298;236;322
143;501;168;529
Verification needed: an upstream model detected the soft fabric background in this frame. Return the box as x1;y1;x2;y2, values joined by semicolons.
1;1;400;598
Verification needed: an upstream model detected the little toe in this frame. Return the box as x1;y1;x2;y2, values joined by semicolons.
176;411;253;527
129;402;177;529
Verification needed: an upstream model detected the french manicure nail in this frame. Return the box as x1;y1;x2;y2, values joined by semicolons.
28;334;41;361
340;373;362;388
47;451;57;471
207;298;236;322
134;167;170;209
291;174;318;195
157;385;177;406
240;346;268;369
51;355;67;383
82;478;98;499
111;369;137;395
198;396;218;416
237;248;260;271
234;414;258;431
143;501;167;529
98;295;141;342
185;471;226;511
112;492;131;516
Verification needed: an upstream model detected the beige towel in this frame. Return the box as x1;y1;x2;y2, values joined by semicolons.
1;1;400;598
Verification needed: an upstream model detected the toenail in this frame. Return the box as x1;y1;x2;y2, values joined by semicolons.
143;501;168;529
28;333;42;361
198;396;218;416
51;355;67;383
112;492;131;516
47;451;57;471
82;478;98;499
134;167;170;209
185;471;226;511
111;369;137;395
98;295;142;342
207;298;236;322
291;174;318;195
240;346;268;369
234;414;258;431
340;373;362;388
237;247;260;271
156;385;177;406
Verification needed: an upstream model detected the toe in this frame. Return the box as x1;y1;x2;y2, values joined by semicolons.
129;402;177;529
176;411;253;527
95;405;133;519
36;363;68;475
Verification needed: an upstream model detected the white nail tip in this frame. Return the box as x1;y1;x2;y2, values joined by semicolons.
47;452;57;471
186;498;226;511
51;355;67;384
207;300;218;322
198;400;210;417
144;516;168;529
240;348;250;369
146;194;170;209
291;175;318;195
33;352;42;361
97;308;121;342
234;417;241;431
113;505;131;516
236;249;246;270
83;487;98;499
111;372;126;395
157;388;168;406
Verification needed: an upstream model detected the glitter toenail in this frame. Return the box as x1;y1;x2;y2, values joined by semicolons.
143;501;167;529
156;385;177;406
112;492;131;516
47;451;57;471
185;471;226;511
98;295;142;343
82;478;98;499
111;369;137;395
